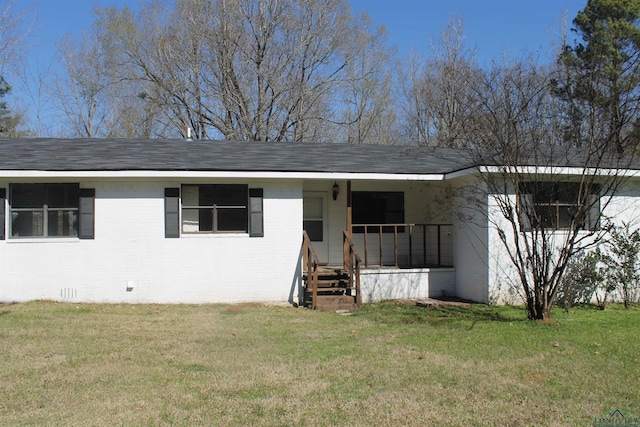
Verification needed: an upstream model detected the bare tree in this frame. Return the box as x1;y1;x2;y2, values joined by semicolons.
54;34;113;137
0;0;34;71
462;54;637;320
399;16;479;147
54;23;166;139
86;0;389;142
336;13;397;144
469;0;640;319
0;0;35;135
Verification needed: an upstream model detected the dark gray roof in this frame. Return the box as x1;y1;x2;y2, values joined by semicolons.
0;138;473;175
3;138;637;175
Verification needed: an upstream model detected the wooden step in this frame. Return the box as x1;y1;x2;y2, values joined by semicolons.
304;268;348;276
314;295;358;312
316;279;348;287
309;286;352;296
302;266;358;310
304;276;344;283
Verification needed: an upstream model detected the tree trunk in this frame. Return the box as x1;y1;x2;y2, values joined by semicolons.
526;297;549;320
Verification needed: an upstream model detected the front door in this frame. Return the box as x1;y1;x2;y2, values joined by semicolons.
303;192;328;263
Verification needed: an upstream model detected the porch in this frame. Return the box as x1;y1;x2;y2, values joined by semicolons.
301;222;455;311
301;179;456;310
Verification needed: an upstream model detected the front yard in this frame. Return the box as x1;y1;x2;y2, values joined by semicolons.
1;301;638;426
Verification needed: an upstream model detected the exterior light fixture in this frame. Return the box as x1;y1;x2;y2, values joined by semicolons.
332;181;340;200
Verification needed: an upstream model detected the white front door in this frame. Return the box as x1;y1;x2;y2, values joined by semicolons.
303;192;329;263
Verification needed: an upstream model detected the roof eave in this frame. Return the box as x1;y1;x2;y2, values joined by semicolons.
0;169;447;181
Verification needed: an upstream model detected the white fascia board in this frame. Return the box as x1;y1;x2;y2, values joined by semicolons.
444;165;640;181
0;170;446;181
479;165;640;177
443;167;479;180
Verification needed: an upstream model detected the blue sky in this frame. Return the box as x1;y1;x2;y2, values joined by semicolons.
15;0;587;134
27;0;586;62
349;0;585;64
28;0;587;67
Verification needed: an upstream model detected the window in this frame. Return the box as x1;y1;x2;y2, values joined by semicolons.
181;184;249;233
10;183;80;238
303;195;324;242
352;191;404;233
519;182;600;231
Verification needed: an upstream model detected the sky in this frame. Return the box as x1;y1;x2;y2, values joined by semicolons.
349;0;585;64
25;0;586;66
13;0;588;134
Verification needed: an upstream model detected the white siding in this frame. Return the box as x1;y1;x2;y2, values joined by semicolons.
451;177;490;303
360;268;455;303
0;180;303;304
484;177;640;305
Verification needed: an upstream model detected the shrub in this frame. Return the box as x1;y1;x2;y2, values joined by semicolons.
557;250;601;310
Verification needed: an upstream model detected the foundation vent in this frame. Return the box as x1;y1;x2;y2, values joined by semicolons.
60;288;77;299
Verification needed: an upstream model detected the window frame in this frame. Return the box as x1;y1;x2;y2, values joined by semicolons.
180;184;249;234
9;183;81;239
303;193;325;242
518;181;600;231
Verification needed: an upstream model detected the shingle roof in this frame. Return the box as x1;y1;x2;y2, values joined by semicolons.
0;138;474;175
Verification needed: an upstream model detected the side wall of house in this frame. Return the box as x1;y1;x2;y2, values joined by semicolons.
485;192;524;304
0;179;303;304
601;179;640;227
485;177;640;305
451;176;490;303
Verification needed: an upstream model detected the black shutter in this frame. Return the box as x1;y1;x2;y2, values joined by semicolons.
0;188;5;240
165;188;180;238
249;188;264;237
79;188;95;239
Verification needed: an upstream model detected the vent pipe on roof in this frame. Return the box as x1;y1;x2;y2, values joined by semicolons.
185;127;192;141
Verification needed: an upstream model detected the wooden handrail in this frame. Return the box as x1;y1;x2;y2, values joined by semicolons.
343;231;363;306
302;231;321;309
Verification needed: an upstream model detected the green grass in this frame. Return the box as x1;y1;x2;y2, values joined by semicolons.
1;301;638;426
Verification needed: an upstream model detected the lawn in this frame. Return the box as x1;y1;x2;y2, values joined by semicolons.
0;301;638;426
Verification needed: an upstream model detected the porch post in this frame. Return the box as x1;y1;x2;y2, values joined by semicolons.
346;180;352;237
344;179;353;272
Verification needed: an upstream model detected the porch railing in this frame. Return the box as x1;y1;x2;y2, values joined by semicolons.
302;230;321;309
343;231;363;306
351;223;453;268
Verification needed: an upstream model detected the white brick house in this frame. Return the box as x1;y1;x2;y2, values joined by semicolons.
0;138;637;307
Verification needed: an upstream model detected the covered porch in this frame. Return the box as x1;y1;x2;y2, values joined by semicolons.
301;179;456;310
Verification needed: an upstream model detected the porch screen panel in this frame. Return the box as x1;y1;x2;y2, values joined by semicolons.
352;191;404;233
79;188;95;239
249;188;264;237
